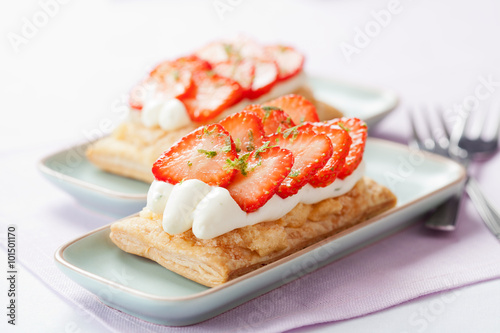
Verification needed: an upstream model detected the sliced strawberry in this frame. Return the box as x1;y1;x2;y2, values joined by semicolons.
219;111;265;153
246;59;278;100
152;124;237;186
154;68;193;98
236;38;270;60
243;104;295;135
195;41;234;64
212;59;255;96
265;45;304;81
226;145;294;212
263;94;319;124
130;56;210;110
129;79;150;110
302;122;352;187
268;128;332;198
327;118;368;179
180;71;244;122
171;55;212;72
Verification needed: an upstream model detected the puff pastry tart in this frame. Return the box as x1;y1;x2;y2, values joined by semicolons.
109;102;397;287
86;38;342;183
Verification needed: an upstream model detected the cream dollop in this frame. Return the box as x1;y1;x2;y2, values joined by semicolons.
145;161;365;239
140;97;190;131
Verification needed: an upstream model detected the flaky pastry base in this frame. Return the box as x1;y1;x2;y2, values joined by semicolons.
109;177;396;287
86;85;343;183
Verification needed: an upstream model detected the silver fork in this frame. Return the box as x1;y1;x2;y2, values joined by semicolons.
409;106;500;237
449;108;500;239
409;107;464;230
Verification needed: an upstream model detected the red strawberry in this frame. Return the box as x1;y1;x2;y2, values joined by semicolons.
263;94;319;124
327;118;367;179
268;128;333;198
129;68;193;110
212;59;255;96
130;56;211;110
265;45;304;81
226;145;294;212
246;59;278;99
219;111;265;153
302;122;352;187
243;104;295;135
180;71;244;122
152;124;238;186
171;55;212;72
236;38;270;60
129;79;150;110
195;41;234;64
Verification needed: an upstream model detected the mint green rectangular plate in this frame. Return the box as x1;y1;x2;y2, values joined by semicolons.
55;139;465;326
39;76;397;217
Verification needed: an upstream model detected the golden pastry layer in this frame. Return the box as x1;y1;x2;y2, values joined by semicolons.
109;177;396;287
86;86;343;183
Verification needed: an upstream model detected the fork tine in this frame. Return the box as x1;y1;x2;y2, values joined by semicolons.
408;108;422;148
452;107;471;141
492;106;500;141
438;106;451;138
432;106;450;150
468;108;488;139
449;107;471;159
409;107;435;151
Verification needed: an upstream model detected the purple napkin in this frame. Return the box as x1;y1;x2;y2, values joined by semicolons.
3;116;500;332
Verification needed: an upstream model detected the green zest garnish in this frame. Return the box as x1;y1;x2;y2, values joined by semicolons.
282;125;300;140
261;106;282;123
222;136;233;153
234;138;242;153
262;106;282;111
172;69;180;81
198;149;217;158
248;129;254;143
246;129;255;151
226;153;250;176
289;170;300;178
203;126;216;136
338;122;351;132
223;43;233;56
254;141;272;159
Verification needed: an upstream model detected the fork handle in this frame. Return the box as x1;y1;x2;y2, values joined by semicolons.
425;185;464;231
466;177;500;239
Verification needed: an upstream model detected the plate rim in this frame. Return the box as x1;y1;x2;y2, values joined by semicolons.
38;141;148;201
54;138;466;302
307;75;399;125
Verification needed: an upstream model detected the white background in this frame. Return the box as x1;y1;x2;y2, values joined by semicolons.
1;0;500;332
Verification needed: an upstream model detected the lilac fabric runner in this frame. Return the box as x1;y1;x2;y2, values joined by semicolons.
2;107;500;332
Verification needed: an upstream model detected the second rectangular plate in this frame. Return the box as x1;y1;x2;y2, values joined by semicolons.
39;75;398;217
